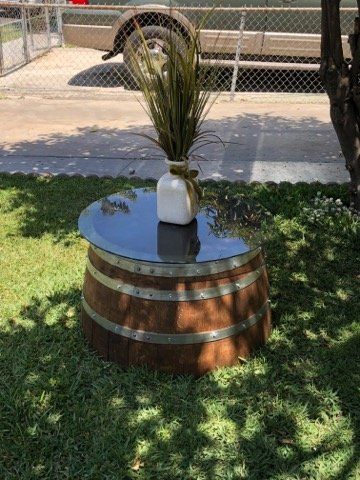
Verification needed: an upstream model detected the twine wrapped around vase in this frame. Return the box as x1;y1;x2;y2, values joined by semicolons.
169;161;203;208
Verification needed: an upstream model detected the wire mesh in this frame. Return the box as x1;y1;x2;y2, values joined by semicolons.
0;3;62;75
0;2;356;96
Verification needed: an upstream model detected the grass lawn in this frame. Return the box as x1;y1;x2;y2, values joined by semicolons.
0;14;44;43
0;174;359;480
0;23;22;43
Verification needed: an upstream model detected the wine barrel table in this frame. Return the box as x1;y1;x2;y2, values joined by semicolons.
78;188;271;376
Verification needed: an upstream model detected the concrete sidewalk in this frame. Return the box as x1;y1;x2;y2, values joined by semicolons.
0;94;349;183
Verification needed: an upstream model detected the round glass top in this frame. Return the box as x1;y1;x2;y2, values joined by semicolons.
78;188;268;264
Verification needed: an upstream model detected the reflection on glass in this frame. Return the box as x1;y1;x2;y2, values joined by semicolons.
121;189;138;201
100;190;138;215
79;188;271;263
101;198;130;215
203;190;269;243
157;219;201;262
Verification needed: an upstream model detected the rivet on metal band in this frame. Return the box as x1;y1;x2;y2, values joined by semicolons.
86;257;266;302
91;244;262;278
82;297;270;345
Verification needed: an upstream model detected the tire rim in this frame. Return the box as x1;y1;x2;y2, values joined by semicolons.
136;38;169;78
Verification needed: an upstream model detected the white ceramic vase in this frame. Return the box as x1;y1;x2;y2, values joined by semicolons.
157;159;199;225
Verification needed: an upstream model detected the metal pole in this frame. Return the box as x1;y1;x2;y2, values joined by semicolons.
230;11;246;102
0;24;4;76
21;4;30;63
45;6;51;50
56;3;64;47
28;7;34;50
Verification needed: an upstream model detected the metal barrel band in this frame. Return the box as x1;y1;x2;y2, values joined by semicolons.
82;296;270;345
91;244;262;278
86;257;266;302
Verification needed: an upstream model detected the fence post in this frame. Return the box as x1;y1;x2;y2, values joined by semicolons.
21;4;30;63
230;11;246;102
45;6;51;50
0;26;4;76
28;7;35;50
56;3;64;47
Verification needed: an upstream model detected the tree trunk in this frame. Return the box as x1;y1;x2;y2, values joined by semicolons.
320;0;360;210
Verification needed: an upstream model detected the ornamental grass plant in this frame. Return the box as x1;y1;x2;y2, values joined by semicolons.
128;16;223;164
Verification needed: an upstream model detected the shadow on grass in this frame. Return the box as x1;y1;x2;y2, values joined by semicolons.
0;178;359;478
0;280;358;478
0;175;152;242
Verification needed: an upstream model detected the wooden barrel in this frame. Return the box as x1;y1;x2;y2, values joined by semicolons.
81;244;271;376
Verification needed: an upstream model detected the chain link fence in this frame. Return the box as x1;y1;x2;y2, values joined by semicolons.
0;2;64;74
0;2;356;97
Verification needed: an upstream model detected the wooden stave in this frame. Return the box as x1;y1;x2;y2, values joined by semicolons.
83;249;269;332
82;307;271;375
81;245;271;375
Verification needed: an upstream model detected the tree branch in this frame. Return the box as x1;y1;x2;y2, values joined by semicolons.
320;0;331;81
328;0;344;67
320;0;360;209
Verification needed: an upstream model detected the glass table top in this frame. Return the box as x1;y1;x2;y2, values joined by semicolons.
78;188;269;264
